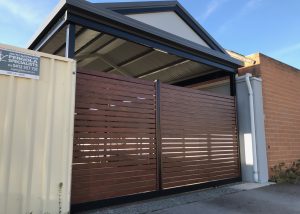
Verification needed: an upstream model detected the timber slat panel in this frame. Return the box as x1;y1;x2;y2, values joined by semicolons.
78;70;154;86
161;139;237;143
74;126;155;133
77;78;155;96
76;103;155;114
76;100;155;110
72;166;157;179
75;108;155;119
163;173;239;189
162;156;239;164
72;185;155;204
74;138;156;144
72;71;157;204
75;114;155;123
161;95;235;109
160;82;239;190
163;160;239;171
74;144;156;150
71;70;240;205
76;93;155;105
76;87;155;101
161;84;234;101
73;158;157;170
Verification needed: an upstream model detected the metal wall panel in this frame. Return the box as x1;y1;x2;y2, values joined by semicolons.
0;44;76;214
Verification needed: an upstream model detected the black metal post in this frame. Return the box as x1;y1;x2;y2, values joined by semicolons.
235;93;242;180
155;80;162;191
65;23;76;58
230;72;236;96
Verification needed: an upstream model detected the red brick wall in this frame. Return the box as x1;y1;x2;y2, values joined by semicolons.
260;54;300;169
239;53;300;172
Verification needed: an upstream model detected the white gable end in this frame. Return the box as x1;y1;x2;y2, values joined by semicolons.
127;11;210;48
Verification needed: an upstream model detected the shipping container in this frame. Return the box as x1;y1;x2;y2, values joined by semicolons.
0;44;76;214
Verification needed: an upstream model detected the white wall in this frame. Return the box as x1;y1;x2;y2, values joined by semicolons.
0;44;76;214
127;11;210;48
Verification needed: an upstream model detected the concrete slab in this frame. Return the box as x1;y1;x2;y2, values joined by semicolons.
229;182;274;191
77;183;300;214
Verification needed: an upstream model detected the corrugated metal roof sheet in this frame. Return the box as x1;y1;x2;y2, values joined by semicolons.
40;28;216;84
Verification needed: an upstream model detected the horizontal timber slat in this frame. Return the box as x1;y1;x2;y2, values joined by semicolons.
74;138;156;144
72;185;155;204
77;70;154;86
163;173;239;189
76;100;155;111
72;158;157;169
77;78;155;96
74;126;155;133
161;94;234;108
161;84;234;100
76;92;155;105
75;108;155;119
74;132;155;138
75;114;155;123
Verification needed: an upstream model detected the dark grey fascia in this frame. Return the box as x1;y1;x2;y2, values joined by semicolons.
95;1;178;11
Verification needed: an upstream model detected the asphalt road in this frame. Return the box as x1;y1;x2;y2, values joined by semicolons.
78;183;300;214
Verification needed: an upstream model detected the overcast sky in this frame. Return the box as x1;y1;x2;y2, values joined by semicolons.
0;0;299;69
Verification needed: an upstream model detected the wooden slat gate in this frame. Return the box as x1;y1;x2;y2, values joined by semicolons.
72;70;240;205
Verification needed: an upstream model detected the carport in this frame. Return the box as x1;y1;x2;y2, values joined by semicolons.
28;0;243;211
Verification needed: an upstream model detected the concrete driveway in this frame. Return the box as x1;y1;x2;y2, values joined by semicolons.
78;183;300;214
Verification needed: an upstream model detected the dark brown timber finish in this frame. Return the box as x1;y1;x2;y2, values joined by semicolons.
160;84;239;189
72;70;240;205
72;70;157;204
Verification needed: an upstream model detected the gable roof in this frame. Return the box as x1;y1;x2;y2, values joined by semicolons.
95;1;227;53
27;0;243;71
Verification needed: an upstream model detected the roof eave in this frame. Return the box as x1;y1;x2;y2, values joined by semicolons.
27;0;67;49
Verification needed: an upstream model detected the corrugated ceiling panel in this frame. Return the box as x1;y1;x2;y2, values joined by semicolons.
142;61;213;83
123;51;181;77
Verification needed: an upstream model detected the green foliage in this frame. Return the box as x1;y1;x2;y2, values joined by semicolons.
271;160;300;184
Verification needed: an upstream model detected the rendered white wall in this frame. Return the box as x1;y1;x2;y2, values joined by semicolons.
0;44;76;214
127;11;210;48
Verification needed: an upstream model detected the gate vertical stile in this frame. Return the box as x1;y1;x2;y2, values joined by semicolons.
155;80;163;191
231;72;242;178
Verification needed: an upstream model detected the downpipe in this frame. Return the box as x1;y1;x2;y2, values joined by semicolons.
245;73;259;182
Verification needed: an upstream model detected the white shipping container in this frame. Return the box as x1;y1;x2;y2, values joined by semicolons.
0;44;76;214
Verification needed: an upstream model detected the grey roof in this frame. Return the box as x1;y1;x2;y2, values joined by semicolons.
27;0;243;69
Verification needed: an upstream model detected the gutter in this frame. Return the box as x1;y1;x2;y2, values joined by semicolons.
245;73;259;182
